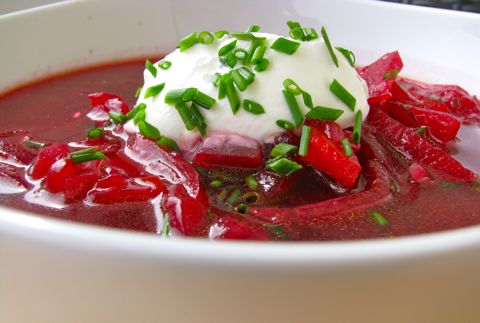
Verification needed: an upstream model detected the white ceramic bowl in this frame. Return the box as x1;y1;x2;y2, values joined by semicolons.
0;1;479;322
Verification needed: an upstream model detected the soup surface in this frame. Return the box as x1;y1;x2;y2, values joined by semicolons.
0;58;479;240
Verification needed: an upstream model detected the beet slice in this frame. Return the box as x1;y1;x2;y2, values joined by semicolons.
366;108;476;182
30;144;70;180
208;215;270;240
87;92;130;114
249;161;392;237
124;134;201;198
190;134;263;169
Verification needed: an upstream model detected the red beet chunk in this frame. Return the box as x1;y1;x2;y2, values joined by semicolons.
87;92;130;114
191;134;263;169
300;125;361;189
208;215;270;240
255;168;300;202
125;134;201;198
398;78;480;123
358;51;404;102
64;172;99;202
30;144;70;180
43;158;75;192
409;163;428;183
366;108;476;182
162;184;209;236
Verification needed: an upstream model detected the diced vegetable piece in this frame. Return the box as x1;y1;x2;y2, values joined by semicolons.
300;125;361;189
63;172;99;202
190;134;263;169
43;158;75;192
87;92;130;114
408;163;428;182
208;215;270;240
30;144;70;180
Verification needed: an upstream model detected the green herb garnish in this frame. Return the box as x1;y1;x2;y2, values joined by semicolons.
243;99;265;115
321;26;338;67
370;211;389;226
179;32;198;51
305;106;344;121
156;136;180;152
282;90;304;128
138;120;161;140
158;60;172;70
384;69;399;80
270;143;297;158
87;127;104;139
266;157;303;176
298;125;311;157
263;224;288;239
335;47;355;67
353;110;363;144
270;37;300;55
198;31;214;44
341;138;353;157
276;119;295;130
144;83;165;99
69;147;105;164
145;59;157;77
245;175;259;190
330;79;356;111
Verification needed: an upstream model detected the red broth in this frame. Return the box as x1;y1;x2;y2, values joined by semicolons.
0;59;479;240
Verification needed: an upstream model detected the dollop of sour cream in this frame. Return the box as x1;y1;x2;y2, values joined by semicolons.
128;32;369;147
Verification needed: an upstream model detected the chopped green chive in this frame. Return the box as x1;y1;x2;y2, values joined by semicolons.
302;91;313;109
225;76;241;114
353;110;363;144
87;127;104;139
198;31;214;44
134;86;143;98
158;60;172;70
270;143;297;158
133;108;146;125
156;136;180;153
416;126;427;135
254;58;270;72
230;32;263;41
299;125;311;157
212;73;221;87
266;157;303;176
218;40;237;56
217;189;228;202
224;52;237;68
330;79;356;111
238;67;255;83
193;91;216;109
231;69;249;91
335;47;356;67
161;212;170;238
384;69;399;80
126;103;147;120
303;28;319;41
108;111;127;124
179;32;198;51
440;182;461;189
245;175;259;190
226;189;242;204
218;74;229;99
305;106;344;121
251;45;267;64
144;83;165;99
22;140;45;149
245;38;266;65
370;211;389;226
283;78;303;96
138;120;161;140
69;147;105;164
243;191;260;203
321;26;338;67
270;37;300;55
341;138;353;157
276;119;295;130
282;90;304;128
145;59;157;77
263;224;288;239
165;88;198;104
287;21;305;40
235;204;248;214
175;102;196;131
215;30;229;38
233;48;248;62
210;180;223;188
243;99;265;115
190;103;207;136
246;25;261;32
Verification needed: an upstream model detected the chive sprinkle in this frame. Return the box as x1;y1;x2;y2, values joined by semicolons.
330;79;356;111
215;30;229;38
193;91;216;109
190;103;207;136
87;127;104;139
238;67;255;83
287;21;305;40
230;32;263;41
212;73;221;87
245;175;259;190
158;60;172;70
210;180;223;188
233;48;248;62
299;125;311;157
227;189;242;204
335;47;356;67
145;59;157;77
254;58;270;72
251;45;267;64
353;110;363;144
416;126;427;135
246;25;261;32
127;103;146;120
133;108;146;125
69;147;105;164
302;91;313;109
134;86;143;98
245;38;266;65
321;26;338;67
283;78;303;96
23;140;46;149
276;119;295;130
218;40;237;56
271;37;300;55
197;31;214;44
270;143;297;158
218;74;228;99
165;88;198;104
341;138;353;157
384;69;399;80
161;212;170;238
282;90;304;128
179;32;198;51
243;99;265;115
175;102;196;131
108;111;127;124
225;52;237;68
370;211;389;226
138;120;161;140
156;136;180;152
144;83;165;99
263;224;288;239
305;106;344;121
231;69;248;91
225;76;241;114
235;204;248;214
266;157;303;176
303;28;319;41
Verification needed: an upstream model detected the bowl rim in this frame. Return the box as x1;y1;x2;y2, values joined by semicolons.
1;0;480;268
